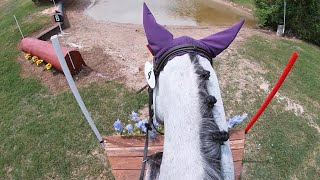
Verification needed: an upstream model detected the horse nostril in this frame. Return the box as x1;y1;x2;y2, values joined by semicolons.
207;95;217;108
200;70;210;80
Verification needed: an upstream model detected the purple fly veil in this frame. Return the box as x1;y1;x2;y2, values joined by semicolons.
143;2;245;58
199;20;245;57
143;3;173;55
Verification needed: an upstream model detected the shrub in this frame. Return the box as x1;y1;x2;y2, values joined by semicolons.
254;0;320;45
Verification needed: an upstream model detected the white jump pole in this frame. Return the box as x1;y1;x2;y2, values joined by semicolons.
13;15;24;39
51;35;104;147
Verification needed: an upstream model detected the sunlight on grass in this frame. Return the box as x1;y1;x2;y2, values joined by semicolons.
243;36;320;108
238;36;320;179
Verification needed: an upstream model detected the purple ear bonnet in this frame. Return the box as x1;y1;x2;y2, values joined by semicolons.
143;3;173;56
143;3;245;59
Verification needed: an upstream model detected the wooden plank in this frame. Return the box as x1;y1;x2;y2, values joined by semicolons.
104;129;245;179
108;152;244;171
103;135;163;147
110;162;243;179
235;174;241;180
110;160;243;179
112;170;141;180
234;161;243;179
232;148;244;162
106;139;244;150
105;143;163;149
229;129;245;141
112;168;242;180
104;130;244;148
108;157;143;170
107;146;163;157
107;146;242;162
230;139;245;150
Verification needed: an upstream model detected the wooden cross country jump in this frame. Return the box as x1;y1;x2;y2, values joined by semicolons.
103;129;245;180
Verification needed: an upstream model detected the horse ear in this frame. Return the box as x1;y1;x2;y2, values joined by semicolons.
143;3;173;55
199;20;245;57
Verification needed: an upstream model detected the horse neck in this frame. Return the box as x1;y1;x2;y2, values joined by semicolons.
155;54;206;179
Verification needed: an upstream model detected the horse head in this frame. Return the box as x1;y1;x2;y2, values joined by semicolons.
143;3;244;180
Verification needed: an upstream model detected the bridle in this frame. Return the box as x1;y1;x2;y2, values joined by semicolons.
139;44;213;180
153;44;213;76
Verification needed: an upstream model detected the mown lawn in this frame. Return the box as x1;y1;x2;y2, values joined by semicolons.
0;0;147;179
2;0;319;179
221;35;320;179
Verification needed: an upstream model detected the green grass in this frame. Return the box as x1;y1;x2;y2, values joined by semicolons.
0;0;147;179
2;0;320;179
243;36;320;105
234;36;320;179
230;0;255;9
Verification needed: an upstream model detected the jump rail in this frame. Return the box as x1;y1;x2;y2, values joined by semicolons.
104;129;245;180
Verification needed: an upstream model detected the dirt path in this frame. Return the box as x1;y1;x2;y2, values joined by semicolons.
20;0;268;93
20;0;283;94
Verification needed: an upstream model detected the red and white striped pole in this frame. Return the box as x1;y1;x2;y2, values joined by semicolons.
245;52;299;133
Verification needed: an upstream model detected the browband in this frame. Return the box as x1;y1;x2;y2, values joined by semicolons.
153;44;213;77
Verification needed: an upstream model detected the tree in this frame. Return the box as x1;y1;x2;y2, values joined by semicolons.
254;0;320;45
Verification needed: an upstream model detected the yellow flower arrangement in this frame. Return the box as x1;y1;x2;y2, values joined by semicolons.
45;63;52;70
25;54;31;60
35;60;43;66
31;56;38;63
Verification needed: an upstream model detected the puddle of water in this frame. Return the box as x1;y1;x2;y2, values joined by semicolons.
86;0;256;27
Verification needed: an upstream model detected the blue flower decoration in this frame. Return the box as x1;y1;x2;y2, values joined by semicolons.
135;121;142;129
136;119;147;132
141;119;148;132
113;119;123;132
131;111;140;122
227;113;248;129
125;124;133;133
149;129;156;139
